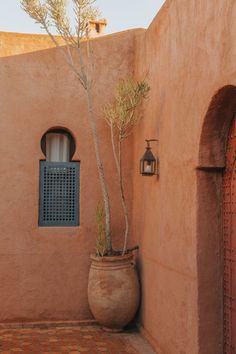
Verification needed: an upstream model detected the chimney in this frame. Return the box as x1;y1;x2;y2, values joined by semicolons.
87;19;107;38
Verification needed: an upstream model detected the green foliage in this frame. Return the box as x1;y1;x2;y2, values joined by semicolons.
103;79;150;140
96;202;107;257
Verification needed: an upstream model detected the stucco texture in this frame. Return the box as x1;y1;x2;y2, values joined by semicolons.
0;30;138;322
1;0;236;353
131;0;236;353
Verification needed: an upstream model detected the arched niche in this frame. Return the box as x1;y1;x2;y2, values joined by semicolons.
199;85;236;169
197;85;236;354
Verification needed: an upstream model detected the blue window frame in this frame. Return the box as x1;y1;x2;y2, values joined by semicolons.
39;161;80;227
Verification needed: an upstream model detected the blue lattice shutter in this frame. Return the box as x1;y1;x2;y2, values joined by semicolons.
39;161;80;226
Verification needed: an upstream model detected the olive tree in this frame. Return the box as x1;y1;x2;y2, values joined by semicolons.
21;0;113;254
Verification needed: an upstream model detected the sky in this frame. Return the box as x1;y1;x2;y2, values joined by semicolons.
0;1;166;35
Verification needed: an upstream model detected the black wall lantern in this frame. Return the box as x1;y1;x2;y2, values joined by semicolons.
140;139;159;176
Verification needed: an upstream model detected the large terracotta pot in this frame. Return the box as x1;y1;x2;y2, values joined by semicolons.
88;253;140;331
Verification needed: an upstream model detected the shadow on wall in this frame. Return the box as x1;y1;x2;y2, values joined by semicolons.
197;85;236;354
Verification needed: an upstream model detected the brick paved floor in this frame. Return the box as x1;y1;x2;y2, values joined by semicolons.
0;325;156;354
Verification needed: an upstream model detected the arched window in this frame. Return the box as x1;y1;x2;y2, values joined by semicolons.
41;128;76;162
39;128;79;227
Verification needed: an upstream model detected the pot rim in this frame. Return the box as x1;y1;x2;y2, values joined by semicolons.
90;253;134;262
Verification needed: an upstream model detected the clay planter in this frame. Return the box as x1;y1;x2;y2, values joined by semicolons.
88;253;140;331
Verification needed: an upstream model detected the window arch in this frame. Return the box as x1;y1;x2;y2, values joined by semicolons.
41;128;76;162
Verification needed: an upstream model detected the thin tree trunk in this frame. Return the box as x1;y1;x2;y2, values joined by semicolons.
63;43;113;254
76;44;112;255
86;88;112;254
110;126;129;255
45;29;113;254
118;138;129;255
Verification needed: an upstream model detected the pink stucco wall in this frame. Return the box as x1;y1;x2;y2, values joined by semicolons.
131;0;236;353
0;29;139;322
1;0;236;353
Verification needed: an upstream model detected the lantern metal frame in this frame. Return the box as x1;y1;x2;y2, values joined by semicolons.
140;139;159;177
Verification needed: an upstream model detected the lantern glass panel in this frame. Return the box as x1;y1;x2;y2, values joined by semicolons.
141;160;156;175
144;161;152;173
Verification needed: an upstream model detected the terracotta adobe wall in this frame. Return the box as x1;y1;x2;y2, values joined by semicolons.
1;0;236;352
0;29;141;322
132;0;236;353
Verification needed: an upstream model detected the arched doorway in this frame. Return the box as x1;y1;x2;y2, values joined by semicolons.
197;86;236;354
223;115;236;353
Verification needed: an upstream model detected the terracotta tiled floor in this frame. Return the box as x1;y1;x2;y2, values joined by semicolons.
0;325;156;354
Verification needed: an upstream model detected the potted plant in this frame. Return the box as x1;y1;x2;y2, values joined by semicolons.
88;80;150;331
21;0;150;331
